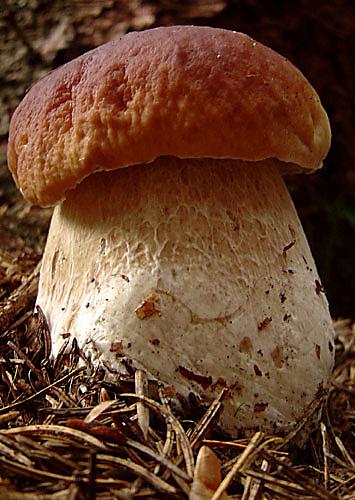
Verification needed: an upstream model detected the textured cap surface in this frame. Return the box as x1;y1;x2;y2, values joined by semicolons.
7;25;331;206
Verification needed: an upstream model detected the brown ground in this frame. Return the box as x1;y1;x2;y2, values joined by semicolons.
0;1;354;498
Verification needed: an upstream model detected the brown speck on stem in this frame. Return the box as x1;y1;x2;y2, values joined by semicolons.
283;239;296;257
271;345;284;368
254;402;268;412
257;317;272;331
178;366;213;389
149;338;160;346
135;293;161;320
239;336;253;354
110;340;125;356
254;365;262;376
210;377;228;391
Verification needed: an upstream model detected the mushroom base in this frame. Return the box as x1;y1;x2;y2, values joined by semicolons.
37;157;335;437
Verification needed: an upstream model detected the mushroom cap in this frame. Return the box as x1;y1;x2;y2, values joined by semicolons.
7;25;331;207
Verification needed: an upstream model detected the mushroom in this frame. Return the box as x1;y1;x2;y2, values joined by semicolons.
7;26;335;437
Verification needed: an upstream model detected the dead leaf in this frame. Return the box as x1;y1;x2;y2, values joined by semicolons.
189;446;229;499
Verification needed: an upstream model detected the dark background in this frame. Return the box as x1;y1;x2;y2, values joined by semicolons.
1;0;354;318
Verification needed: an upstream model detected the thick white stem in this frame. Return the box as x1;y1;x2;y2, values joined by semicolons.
37;157;334;436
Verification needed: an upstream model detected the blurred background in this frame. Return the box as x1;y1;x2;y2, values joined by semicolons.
1;0;354;319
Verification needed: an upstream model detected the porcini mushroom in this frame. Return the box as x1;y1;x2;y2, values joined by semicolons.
7;26;335;437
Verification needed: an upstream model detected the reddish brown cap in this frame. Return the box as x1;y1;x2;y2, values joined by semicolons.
7;26;331;206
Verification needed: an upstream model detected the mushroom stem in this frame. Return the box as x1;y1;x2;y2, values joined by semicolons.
37;156;334;436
